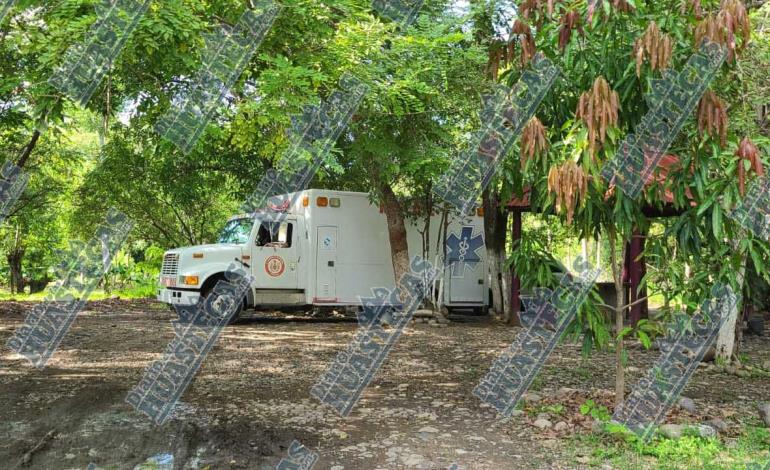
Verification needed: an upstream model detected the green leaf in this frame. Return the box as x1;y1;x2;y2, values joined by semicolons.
712;205;722;238
618;326;633;339
697;195;715;216
637;330;651;349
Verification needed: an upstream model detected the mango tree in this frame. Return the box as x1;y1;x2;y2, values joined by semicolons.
497;0;769;403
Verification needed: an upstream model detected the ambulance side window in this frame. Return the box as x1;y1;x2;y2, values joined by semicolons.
256;224;271;246
255;222;293;248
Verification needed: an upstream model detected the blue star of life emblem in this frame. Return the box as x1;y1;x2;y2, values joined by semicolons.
446;226;484;278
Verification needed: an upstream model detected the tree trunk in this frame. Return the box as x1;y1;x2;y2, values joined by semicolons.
423;188;432;266
431;209;449;309
628;229;648;326
500;250;511;318
7;250;24;294
27;276;50;294
609;227;628;406
715;251;748;363
508;210;523;326
379;182;411;297
482;189;509;318
7;224;25;294
595;236;601;268
16;130;40;169
488;252;504;315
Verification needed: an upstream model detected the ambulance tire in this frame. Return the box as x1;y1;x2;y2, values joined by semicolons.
473;306;490;316
201;278;245;325
747;314;765;336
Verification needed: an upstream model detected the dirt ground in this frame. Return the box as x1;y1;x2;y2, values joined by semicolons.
0;299;768;470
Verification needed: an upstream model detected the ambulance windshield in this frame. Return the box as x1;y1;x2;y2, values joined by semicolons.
217;218;254;245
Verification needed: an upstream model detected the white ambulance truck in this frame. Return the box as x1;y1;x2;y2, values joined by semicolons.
156;190;489;319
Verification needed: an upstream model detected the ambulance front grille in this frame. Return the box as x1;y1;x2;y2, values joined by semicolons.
161;253;179;276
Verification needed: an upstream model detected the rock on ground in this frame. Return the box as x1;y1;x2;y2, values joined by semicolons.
703;418;728;433
759;403;770;428
659;423;716;439
694;424;716;439
678;397;696;413
659;424;683;439
533;419;553;430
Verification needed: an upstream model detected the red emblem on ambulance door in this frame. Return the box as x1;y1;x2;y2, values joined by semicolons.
265;256;285;277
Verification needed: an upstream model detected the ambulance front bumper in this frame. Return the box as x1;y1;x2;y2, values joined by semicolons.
157;288;201;306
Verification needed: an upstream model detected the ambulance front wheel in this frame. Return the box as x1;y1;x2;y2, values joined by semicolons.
200;281;244;325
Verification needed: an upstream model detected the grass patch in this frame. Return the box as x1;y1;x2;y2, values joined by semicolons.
0;285;157;302
529;374;544;391
564;425;770;469
571;365;593;380
529;403;567;417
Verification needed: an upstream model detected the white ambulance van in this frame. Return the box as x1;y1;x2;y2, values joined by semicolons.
156;190;489;319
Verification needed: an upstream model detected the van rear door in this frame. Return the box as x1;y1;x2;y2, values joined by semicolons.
446;225;486;304
448;272;486;303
